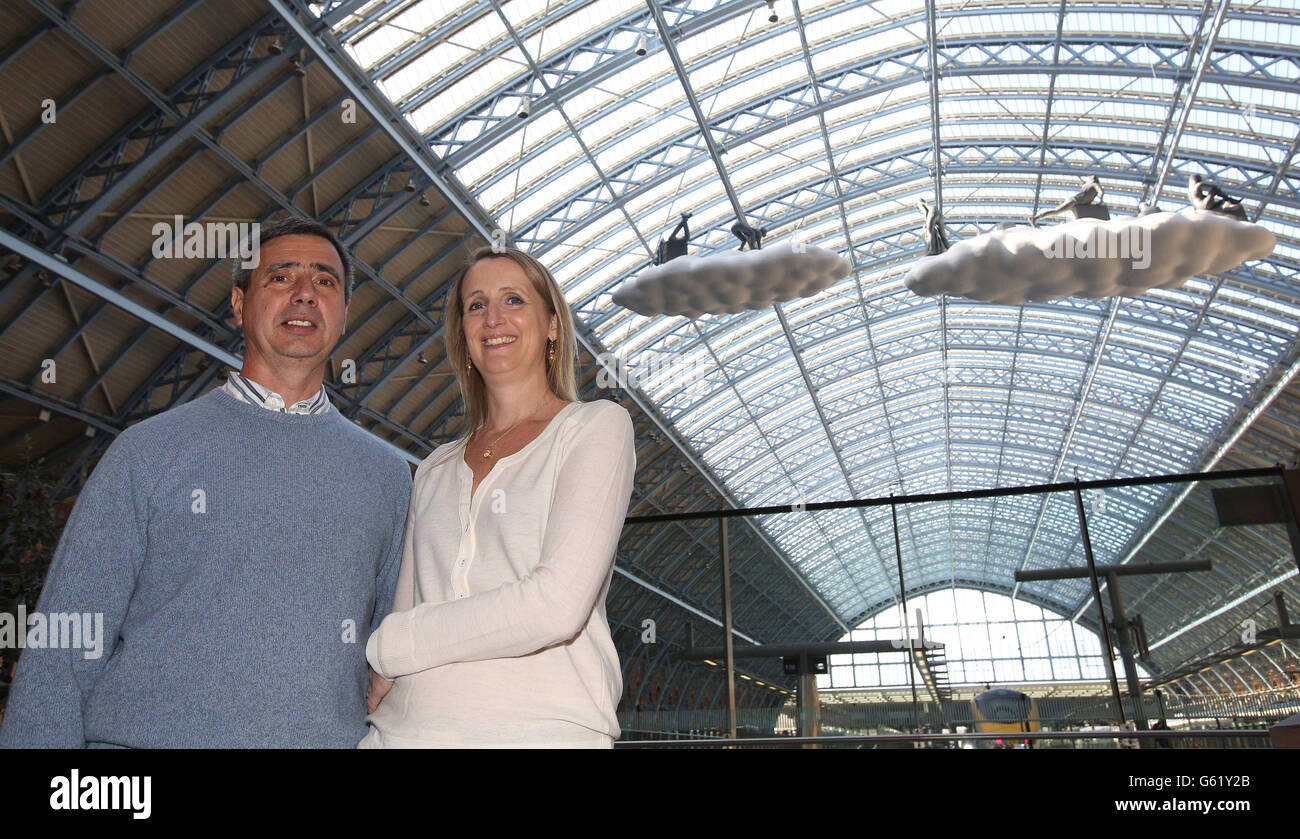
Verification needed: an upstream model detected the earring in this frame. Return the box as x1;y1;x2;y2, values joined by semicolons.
547;339;556;365
466;360;473;373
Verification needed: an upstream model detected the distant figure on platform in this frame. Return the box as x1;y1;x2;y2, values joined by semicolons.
1188;174;1247;220
917;198;949;254
655;212;692;264
1151;718;1172;749
1031;175;1106;226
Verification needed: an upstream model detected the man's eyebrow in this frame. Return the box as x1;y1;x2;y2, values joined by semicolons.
311;262;342;281
263;260;342;281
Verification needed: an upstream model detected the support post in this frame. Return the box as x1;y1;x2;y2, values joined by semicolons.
891;497;920;735
1106;570;1152;747
719;518;737;740
1282;468;1300;574
798;667;820;743
1073;482;1127;727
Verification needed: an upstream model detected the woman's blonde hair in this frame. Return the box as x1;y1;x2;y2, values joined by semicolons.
444;245;578;433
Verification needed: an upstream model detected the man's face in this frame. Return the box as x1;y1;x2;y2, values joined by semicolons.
231;234;348;373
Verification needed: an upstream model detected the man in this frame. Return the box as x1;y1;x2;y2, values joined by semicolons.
1188;173;1248;221
1030;175;1105;226
0;218;412;747
917;198;949;255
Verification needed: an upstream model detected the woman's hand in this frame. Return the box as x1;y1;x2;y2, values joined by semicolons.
367;667;395;714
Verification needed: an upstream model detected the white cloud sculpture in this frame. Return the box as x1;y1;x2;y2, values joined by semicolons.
904;210;1276;305
612;241;851;317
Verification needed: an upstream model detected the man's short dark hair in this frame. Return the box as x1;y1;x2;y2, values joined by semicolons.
232;217;354;302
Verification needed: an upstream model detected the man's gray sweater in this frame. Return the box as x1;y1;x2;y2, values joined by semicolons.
0;387;412;748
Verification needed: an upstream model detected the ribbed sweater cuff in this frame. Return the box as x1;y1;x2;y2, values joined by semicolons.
368;610;417;679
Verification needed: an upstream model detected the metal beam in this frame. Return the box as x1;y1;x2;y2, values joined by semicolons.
1;229;242;368
487;0;652;256
25;2;286;234
0;377;120;437
1076;350;1300;622
1029;0;1069;218
679;638;941;661
1012;299;1121;599
1016;560;1213;582
644;0;744;221
1148;0;1236;202
267;0;496;243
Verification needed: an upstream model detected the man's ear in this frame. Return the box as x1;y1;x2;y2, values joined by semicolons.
231;287;244;327
341;299;350;337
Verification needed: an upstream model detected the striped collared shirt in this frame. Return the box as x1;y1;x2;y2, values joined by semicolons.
223;372;331;415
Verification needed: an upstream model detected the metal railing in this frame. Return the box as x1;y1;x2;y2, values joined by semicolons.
616;728;1272;748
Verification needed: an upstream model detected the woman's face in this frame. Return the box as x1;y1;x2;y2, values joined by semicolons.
461;257;558;383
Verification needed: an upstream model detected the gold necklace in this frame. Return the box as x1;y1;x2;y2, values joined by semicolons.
478;394;552;460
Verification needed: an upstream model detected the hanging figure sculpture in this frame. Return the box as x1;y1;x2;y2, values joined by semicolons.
730;220;767;251
1030;175;1107;226
1187;174;1248;221
917;198;949;255
655;211;693;265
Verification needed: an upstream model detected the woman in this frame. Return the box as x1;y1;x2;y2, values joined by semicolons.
360;246;636;748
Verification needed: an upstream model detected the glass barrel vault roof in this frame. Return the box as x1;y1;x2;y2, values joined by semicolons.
319;0;1300;630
